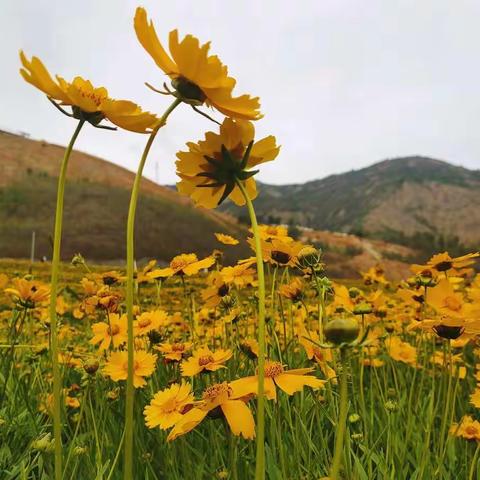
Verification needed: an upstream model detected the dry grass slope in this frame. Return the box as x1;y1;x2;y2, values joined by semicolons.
0;131;248;263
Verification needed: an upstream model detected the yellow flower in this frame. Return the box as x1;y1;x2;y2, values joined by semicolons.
257;225;291;241
134;310;167;336
471;388;480;408
148;253;215;278
258;237;305;268
134;7;262;120
176;118;279;208
412;252;479;276
167;382;255;441
299;330;336;381
201;272;231;308
361;265;388;286
137;259;158;284
5;278;50;308
97;270;124;286
230;360;325;401
279;277;304;302
240;339;259;359
55;296;69;315
450;415;480;441
181;346;232;376
0;274;9;289
90;313;128;350
215;233;239;245
427;279;466;318
144;382;194;430
155;342;193;362
386;337;417;366
20;51;158;132
104;350;157;388
328;283;356;314
220;262;256;288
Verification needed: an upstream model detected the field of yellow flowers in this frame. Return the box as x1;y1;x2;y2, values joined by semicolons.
2;246;480;479
5;5;480;480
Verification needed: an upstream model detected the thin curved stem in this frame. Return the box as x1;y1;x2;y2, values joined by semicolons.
49;119;85;480
124;98;182;480
331;347;349;480
469;442;480;480
236;179;266;480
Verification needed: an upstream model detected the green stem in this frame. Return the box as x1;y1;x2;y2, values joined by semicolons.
49;119;85;480
469;442;480;480
236;180;266;480
331;347;349;480
437;340;456;474
124;98;181;480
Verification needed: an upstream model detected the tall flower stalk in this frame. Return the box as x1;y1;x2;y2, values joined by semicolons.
173;118;278;479
49;119;85;480
330;346;349;480
124;98;182;479
18;52;158;480
236;179;267;480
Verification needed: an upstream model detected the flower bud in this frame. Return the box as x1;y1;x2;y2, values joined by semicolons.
348;413;361;424
73;445;87;456
324;317;360;345
71;253;86;267
83;360;99;375
353;303;373;315
297;246;322;269
384;400;398;412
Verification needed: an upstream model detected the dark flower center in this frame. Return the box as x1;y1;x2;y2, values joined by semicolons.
271;251;291;265
172;77;206;104
218;284;230;297
433;324;464;340
434;261;452;272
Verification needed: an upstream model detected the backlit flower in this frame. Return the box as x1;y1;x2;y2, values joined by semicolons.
201;272;231;308
279;277;304;302
134;7;262;120
386;337;417;366
5;278;50;308
176;118;279;208
412;252;479;276
215;233;239;245
20;51;157;132
220;262;256;288
148;253;215;278
259;237;305;268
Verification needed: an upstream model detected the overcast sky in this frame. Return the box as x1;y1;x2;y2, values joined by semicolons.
2;0;480;185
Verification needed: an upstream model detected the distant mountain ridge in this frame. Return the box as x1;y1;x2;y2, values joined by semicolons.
221;156;480;254
2;129;478;267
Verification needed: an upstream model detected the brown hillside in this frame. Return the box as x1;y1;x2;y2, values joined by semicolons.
301;229;417;280
0;130;248;263
363;181;480;245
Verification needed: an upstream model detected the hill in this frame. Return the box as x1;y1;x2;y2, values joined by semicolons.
0;130;248;263
224;156;480;255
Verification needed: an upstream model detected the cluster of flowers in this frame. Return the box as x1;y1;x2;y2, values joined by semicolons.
4;227;480;445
